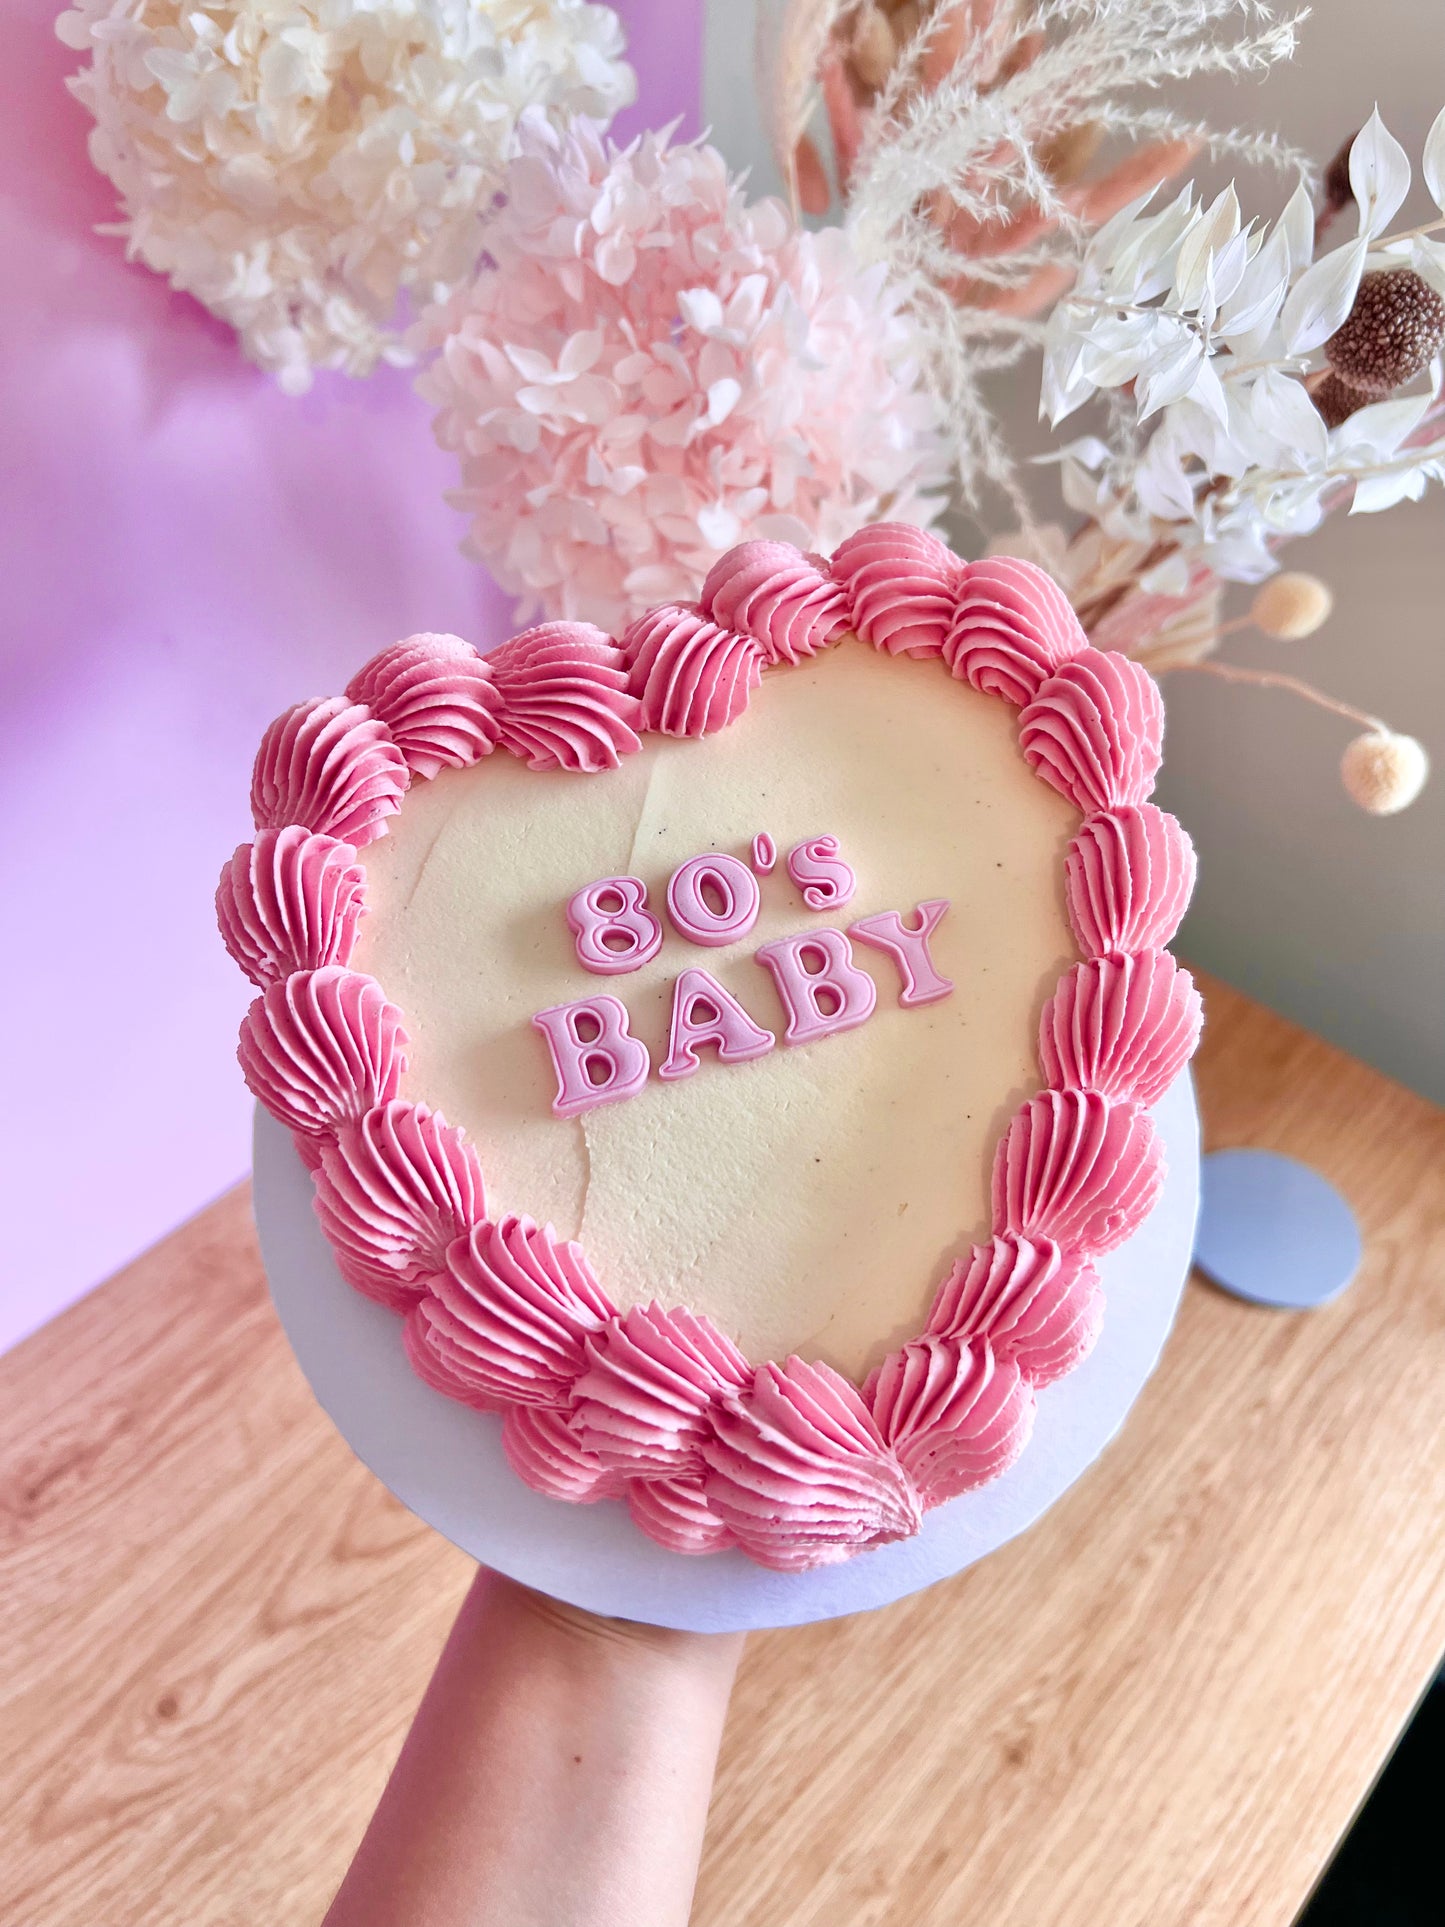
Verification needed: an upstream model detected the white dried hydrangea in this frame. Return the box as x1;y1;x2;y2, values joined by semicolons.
57;0;635;392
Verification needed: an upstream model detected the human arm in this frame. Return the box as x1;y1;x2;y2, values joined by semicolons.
322;1567;744;1927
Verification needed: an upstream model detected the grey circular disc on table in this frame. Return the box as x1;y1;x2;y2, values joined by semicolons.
253;1072;1199;1633
1195;1148;1361;1309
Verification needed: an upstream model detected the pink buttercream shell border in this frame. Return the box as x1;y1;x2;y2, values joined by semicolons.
221;528;1202;1573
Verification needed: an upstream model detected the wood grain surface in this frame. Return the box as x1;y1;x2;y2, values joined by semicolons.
2;975;1442;1927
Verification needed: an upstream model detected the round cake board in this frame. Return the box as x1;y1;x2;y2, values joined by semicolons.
254;1072;1199;1633
1194;1147;1361;1309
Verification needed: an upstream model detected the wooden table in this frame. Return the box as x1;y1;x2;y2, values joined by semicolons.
3;975;1443;1927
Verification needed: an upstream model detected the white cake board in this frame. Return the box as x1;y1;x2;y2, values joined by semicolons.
253;1073;1199;1632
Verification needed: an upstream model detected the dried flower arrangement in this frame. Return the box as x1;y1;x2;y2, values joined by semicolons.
60;0;1439;808
760;0;1312;511
758;0;1439;811
405;2;1315;641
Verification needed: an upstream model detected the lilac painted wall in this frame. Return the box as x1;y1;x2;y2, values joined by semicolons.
0;0;701;1351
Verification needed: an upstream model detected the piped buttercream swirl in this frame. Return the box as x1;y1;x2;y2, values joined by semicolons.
570;1303;752;1478
703;1357;922;1572
216;827;366;989
1040;953;1203;1107
830;522;963;657
502;1404;626;1504
700;541;850;664
1065;804;1197;958
312;1100;485;1310
944;556;1090;704
251;697;408;846
238;967;406;1145
626;1475;736;1556
1018;649;1164;813
866;1336;1034;1506
993;1089;1163;1257
621;605;764;736
410;1214;617;1408
488;623;643;772
926;1234;1103;1387
402;1302;498;1411
345;633;500;780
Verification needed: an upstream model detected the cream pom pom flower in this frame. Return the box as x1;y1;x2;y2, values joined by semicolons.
1341;729;1429;815
56;0;635;393
417;113;950;631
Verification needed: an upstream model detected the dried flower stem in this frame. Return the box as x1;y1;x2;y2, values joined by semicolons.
1226;445;1445;497
1375;215;1445;249
1166;658;1386;732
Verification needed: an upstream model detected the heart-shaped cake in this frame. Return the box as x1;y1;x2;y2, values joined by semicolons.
221;525;1200;1572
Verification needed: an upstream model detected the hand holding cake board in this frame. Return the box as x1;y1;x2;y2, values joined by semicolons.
222;526;1202;1578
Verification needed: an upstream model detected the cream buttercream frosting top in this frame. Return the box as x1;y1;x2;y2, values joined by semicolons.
354;637;1077;1382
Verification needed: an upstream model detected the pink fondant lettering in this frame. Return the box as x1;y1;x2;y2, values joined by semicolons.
751;831;777;874
786;834;857;911
659;968;776;1081
849;900;954;1007
566;875;664;976
667;853;761;947
754;929;877;1047
532;995;651;1117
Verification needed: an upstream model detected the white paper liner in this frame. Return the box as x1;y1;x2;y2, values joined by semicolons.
253;1072;1198;1630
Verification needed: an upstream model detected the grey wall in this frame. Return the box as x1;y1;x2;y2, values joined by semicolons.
704;0;1445;1103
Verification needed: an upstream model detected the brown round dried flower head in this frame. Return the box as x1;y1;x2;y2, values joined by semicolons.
1324;269;1445;395
1311;370;1373;430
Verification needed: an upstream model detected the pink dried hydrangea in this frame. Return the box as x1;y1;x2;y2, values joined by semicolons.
418;113;949;629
